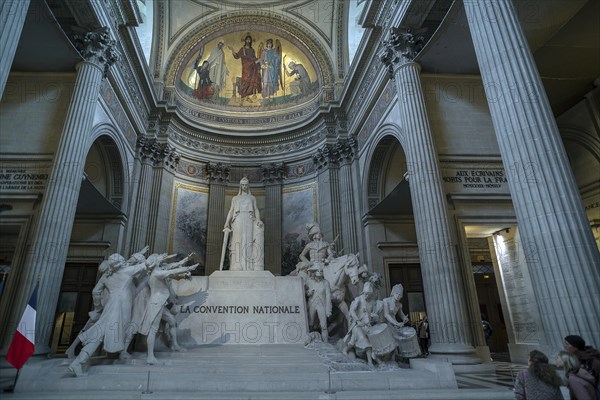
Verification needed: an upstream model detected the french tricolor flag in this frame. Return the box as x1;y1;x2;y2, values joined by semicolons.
6;283;39;370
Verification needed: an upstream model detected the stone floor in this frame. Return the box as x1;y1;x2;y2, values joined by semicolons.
455;360;525;389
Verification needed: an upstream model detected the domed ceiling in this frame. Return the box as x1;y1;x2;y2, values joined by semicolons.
157;1;345;136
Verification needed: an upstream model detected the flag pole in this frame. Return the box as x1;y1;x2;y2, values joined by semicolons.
3;368;20;393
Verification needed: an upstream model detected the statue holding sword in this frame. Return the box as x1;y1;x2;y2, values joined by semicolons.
220;177;264;271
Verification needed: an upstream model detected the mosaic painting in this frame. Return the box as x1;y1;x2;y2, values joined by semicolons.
178;31;319;109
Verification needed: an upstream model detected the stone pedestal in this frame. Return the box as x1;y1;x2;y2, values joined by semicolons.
173;271;309;345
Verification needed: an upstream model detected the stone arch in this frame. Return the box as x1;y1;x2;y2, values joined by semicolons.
86;124;131;212
362;123;409;214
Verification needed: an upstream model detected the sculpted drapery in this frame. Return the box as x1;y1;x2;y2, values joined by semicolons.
224;177;264;271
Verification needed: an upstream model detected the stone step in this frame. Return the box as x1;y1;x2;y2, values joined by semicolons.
13;344;461;396
2;389;515;400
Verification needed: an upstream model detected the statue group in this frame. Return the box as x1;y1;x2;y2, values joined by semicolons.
292;222;421;367
67;247;198;376
67;177;419;376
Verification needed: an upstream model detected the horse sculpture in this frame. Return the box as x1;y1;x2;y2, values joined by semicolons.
322;252;360;327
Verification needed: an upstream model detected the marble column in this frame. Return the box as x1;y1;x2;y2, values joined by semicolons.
261;163;285;275
0;0;30;100
205;162;230;275
146;142;179;252
381;29;476;361
314;145;343;243
7;28;118;352
337;139;359;255
464;0;600;350
128;137;155;254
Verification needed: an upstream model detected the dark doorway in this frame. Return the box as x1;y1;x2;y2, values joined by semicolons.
388;263;426;326
472;263;509;355
50;262;99;354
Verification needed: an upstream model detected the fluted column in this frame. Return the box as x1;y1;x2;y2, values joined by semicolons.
0;0;30;100
261;163;285;275
313;145;343;243
146;142;179;251
381;29;476;361
5;28;118;352
337;139;359;254
129;137;155;253
205;162;230;275
464;0;600;350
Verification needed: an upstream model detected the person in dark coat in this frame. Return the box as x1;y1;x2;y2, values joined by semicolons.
514;350;564;400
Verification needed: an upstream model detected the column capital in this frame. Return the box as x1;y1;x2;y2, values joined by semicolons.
261;163;286;184
313;144;339;171
336;138;358;165
136;136;180;169
74;27;120;76
206;162;231;183
379;27;426;79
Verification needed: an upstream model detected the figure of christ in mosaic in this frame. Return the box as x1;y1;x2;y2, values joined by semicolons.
228;34;261;100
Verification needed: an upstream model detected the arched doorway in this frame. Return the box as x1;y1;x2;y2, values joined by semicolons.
50;135;127;354
362;134;424;327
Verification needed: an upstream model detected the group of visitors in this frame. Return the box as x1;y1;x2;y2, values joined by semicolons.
513;335;600;400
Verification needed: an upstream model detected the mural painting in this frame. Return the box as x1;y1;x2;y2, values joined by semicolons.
169;183;208;275
178;31;319;108
281;184;317;275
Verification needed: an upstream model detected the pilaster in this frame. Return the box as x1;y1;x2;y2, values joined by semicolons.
261;163;286;275
313;144;342;244
146;140;180;252
205;162;230;275
337;138;359;254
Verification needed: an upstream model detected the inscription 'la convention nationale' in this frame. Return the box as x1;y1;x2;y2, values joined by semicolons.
180;305;301;314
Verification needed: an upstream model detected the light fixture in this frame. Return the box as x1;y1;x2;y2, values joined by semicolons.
492;227;510;236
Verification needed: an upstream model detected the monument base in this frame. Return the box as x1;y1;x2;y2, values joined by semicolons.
172;270;309;345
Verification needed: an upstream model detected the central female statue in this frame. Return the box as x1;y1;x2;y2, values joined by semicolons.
223;177;264;271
